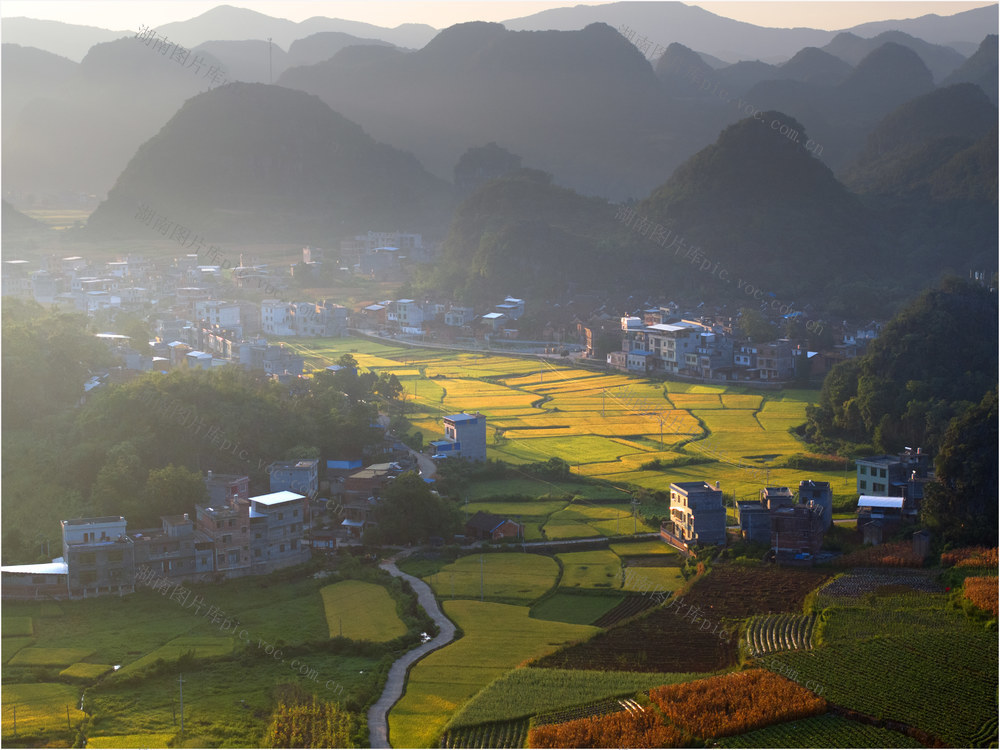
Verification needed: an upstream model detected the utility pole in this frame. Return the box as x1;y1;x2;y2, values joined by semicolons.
12;704;16;738
480;556;484;602
178;674;185;734
66;705;71;731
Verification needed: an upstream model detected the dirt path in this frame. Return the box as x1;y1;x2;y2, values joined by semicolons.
367;554;456;748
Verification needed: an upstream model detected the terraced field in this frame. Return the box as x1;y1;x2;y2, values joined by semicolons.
282;337;837;501
745;613;818;656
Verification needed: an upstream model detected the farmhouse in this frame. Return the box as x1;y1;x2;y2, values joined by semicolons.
465;511;525;541
430;412;487;462
668;481;727;546
268;458;319;498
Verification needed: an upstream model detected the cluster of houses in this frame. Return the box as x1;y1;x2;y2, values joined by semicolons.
0;461;320;600
662;447;933;562
603;309;879;383
357;296;525;338
660;479;831;564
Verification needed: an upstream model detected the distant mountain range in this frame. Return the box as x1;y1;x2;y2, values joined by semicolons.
4;2;995;64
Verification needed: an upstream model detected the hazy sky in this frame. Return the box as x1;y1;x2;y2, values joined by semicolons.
1;0;995;31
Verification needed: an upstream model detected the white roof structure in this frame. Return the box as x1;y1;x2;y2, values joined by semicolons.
858;496;905;509
1;560;68;575
251;490;305;506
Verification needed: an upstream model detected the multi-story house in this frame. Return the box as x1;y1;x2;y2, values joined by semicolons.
197;496;253;577
396;299;425;329
61;517;135;598
444;306;476;327
856;449;930;497
269;459;319;498
430;413;488;461
195;300;242;328
757;340;795;380
668;481;726;546
249;491;309;572
131;514;199;581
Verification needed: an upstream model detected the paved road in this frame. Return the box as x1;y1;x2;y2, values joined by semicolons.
367;554;456;749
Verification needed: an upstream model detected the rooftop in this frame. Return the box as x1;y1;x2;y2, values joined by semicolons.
671;481;718;492
251;490;306;506
1;560;68;576
444;413;480;424
62;516;126;526
858;496;905;509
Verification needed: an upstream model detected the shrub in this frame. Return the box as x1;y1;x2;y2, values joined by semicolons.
963;576;998;616
528;709;688;748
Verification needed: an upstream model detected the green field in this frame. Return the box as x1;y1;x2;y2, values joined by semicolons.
1;683;87;737
113;636;233;677
59;662;114;680
715;713;924;748
622;565;685;593
530;593;624;625
447;667;709;728
8;646;94;667
320;580;408;642
2;637;34;664
387;600;597;748
424;553;559;603
609;540;677;556
2;617;33;637
85;732;178;748
557;550;622;589
764;593;998;746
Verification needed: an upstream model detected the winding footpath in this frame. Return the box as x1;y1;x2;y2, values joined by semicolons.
368;555;456;749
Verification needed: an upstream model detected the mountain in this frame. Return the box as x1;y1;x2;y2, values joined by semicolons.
193;39;289;83
84;83;454;242
0;18;130;61
278;22;684;201
640;112;878;301
822;30;967;82
844;5;999;47
287;31;394;67
778;47;853;86
744;42;935;171
2;37;226;199
154;5;436;51
845;83;998;196
942;35;998;105
502;1;833;62
844;84;997;277
417;168;620;301
2;200;44;235
1;43;77;119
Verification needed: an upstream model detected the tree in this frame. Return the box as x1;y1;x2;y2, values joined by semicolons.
364;473;462;545
737;308;776;343
143;465;209;524
920;388;997;545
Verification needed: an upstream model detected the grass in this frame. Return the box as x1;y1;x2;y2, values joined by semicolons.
609;540;677;556
557;550;623;589
530;594;624;625
8;646;94;667
1;683;87;737
320;580;407;642
85;732;178;748
448;667;708;728
465;478;630;502
2;637;35;664
464;500;568;517
543;504;657;540
387;601;597;748
424;553;559;603
113;636;234;677
622;565;686;594
2;616;33;637
60;662;114;680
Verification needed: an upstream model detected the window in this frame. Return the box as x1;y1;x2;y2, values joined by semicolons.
859;480;867;490
873;483;886;493
293;509;299;517
227;550;240;564
79;571;97;584
279;544;285;553
254;532;262;540
880;468;887;478
107;550;123;563
228;519;234;528
277;512;284;521
254;548;262;557
860;466;867;475
79;552;96;565
222;534;232;544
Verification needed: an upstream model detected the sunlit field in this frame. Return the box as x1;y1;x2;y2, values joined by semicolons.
282;337;839;500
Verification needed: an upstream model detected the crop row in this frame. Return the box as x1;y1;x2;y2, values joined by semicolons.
441;719;529;749
591;596;658;628
533;698;628;727
714;714;923;748
745;613;816;656
818;569;941;602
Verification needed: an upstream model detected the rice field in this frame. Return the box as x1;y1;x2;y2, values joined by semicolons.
387;600;597;748
320;580;407;642
8;647;94;667
557;550;623;589
113;636;233;677
1;682;86;736
283;337;833;498
424;553;560;602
